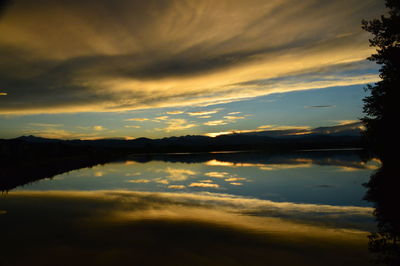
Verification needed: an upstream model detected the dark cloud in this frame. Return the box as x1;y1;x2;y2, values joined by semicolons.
0;0;386;114
0;0;12;17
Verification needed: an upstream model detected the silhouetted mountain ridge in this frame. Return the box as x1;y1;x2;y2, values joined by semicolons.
3;122;363;151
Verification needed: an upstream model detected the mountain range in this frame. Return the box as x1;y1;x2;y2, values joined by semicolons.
7;122;363;152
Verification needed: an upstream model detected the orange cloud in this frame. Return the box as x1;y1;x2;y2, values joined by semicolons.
189;182;220;188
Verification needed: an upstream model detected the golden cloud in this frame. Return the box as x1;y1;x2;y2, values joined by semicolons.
125;118;149;122
204;171;230;178
155;119;197;132
189;182;220;188
163;167;197;181
127;179;152;183
167;185;186;189
93;125;105;131
166;110;184;115
225;177;246;182
203;120;228;126
223;116;245;120
0;0;384;114
188;110;220;116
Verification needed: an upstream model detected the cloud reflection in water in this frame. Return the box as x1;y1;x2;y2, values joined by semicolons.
0;190;374;265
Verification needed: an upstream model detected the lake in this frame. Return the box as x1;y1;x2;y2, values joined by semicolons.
0;150;381;265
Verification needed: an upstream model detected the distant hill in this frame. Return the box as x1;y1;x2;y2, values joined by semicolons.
1;122;363;155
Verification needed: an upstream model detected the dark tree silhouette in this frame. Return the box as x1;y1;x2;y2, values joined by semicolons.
361;0;399;157
362;3;399;264
364;160;400;265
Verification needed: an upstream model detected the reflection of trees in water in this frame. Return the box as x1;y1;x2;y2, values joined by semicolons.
364;160;400;265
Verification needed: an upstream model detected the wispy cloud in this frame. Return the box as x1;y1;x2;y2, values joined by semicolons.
28;123;63;127
125;118;149;122
204;172;229;178
0;0;384;114
188;110;220;116
168;185;186;189
229;182;243;186
22;128;98;140
127;179;151;184
223;116;245;120
163;167;197;181
203;120;228;126
159;119;197;132
166;111;184;115
204;124;311;137
154;116;169;121
189;182;220;188
224;177;246;182
93;125;105;131
335;120;361;126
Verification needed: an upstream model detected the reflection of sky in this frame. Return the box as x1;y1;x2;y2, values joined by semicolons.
0;190;374;266
3;152;379;265
17;152;379;207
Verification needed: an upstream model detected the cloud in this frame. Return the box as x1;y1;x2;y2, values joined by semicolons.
225;177;246;182
22;128;99;140
203;120;228;126
166;110;184;115
127;179;151;183
163;167;197;181
159;119;197;132
189;182;220;188
124;125;141;129
94;171;104;177
0;0;384;114
7;190;374;244
204;125;311;137
204;131;234;138
155;179;169;184
28;123;63;127
125;118;149;122
168;185;186;189
335;120;361;126
93;125;105;131
204;172;229;178
223;115;245;120
188;110;220;116
153;116;169;121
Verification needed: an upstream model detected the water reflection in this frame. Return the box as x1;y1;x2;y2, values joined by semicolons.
1;190;373;266
12;150;378;207
364;158;400;265
0;150;383;265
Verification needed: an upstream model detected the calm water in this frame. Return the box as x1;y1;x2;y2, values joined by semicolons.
0;150;380;265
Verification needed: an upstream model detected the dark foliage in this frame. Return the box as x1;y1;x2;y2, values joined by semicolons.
361;0;399;156
364;159;400;265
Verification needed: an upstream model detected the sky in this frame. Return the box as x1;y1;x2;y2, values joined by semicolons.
0;0;386;140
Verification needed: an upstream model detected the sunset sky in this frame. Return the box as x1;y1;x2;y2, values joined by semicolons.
0;0;385;140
